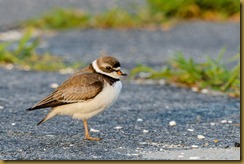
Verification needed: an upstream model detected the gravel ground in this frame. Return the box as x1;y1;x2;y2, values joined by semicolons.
38;22;240;69
0;0;240;160
0;63;240;160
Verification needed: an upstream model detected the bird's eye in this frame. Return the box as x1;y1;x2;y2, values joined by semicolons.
106;66;111;70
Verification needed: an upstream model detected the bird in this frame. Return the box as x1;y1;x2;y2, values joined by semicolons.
26;56;127;141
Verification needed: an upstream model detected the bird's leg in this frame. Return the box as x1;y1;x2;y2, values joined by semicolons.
83;119;101;141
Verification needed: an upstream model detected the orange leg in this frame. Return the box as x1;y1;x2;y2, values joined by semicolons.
83;119;101;141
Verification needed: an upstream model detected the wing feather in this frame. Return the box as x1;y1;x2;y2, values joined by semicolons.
28;73;104;110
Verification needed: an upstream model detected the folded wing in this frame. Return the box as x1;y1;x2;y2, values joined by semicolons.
27;73;104;111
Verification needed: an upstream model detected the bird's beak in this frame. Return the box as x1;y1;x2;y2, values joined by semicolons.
117;70;127;76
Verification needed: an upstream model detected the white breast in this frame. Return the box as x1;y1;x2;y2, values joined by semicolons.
55;81;122;120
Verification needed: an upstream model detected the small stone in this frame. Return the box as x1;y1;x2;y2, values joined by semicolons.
5;64;14;70
169;121;176;126
11;123;16;126
210;122;215;126
197;135;205;139
49;83;59;89
178;155;184;158
187;128;194;132
142;129;149;133
90;128;100;133
228;120;233;124
221;120;227;123
201;89;208;93
213;139;219;143
0;106;4;109
158;79;166;85
191;145;198;148
189;156;200;160
204;142;209;147
131;154;139;156
114;126;123;130
0;30;23;41
137;118;143;122
192;87;199;92
23;66;31;71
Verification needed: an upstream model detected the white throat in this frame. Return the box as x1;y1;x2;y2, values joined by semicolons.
92;60;120;79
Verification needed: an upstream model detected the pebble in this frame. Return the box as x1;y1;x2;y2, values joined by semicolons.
191;87;199;92
187;128;194;132
197;135;205;139
169;121;176;126
23;66;31;71
201;89;208;93
228;120;233;124
221;120;227;123
189;156;200;160
49;83;59;89
114;126;123;130
137;118;143;122
210;122;215;126
191;145;199;148
204;142;209;146
90;128;100;133
11;123;16;126
158;79;166;85
142;129;149;133
0;106;4;109
0;30;23;41
178;155;184;158
4;64;14;70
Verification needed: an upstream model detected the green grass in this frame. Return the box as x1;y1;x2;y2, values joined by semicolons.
23;8;166;30
0;30;81;71
130;51;240;97
147;0;240;20
22;0;240;30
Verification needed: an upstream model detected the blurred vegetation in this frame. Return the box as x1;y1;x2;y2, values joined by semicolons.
130;51;240;97
147;0;240;20
23;0;240;30
23;8;164;30
0;30;80;71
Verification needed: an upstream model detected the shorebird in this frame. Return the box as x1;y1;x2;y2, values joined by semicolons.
27;56;127;141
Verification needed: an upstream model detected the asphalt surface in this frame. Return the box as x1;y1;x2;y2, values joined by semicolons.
0;68;240;160
0;0;241;160
38;22;240;69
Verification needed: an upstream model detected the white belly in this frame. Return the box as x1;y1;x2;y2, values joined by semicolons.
54;81;122;120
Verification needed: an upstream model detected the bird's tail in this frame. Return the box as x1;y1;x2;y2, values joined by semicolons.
26;107;35;111
37;109;57;126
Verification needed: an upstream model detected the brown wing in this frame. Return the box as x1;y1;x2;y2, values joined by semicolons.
27;73;104;110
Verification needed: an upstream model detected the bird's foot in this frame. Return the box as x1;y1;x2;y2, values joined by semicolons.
84;136;101;141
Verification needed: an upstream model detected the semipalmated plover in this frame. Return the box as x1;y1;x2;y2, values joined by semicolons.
27;56;127;141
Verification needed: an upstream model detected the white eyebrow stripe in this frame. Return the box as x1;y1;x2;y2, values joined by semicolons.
114;67;121;71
